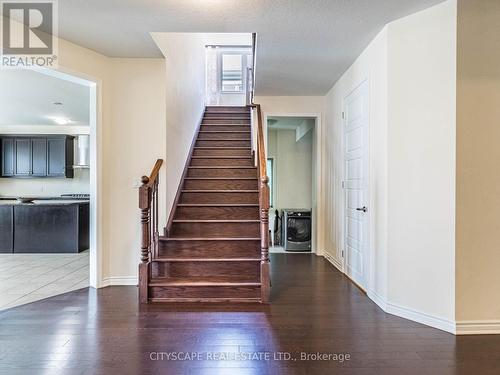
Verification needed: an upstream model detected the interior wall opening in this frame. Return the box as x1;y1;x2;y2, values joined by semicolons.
0;67;97;310
266;116;316;254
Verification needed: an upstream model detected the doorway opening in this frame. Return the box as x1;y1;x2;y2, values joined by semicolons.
266;116;318;254
0;67;98;310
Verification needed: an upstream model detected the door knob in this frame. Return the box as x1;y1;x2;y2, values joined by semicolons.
356;206;367;213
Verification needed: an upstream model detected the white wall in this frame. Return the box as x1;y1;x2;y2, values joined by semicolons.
386;0;457;329
268;128;313;211
151;33;207;221
106;58;167;282
0;125;90;196
323;0;457;332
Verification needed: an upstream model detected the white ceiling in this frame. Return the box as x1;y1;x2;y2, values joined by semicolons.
0;69;90;126
51;0;443;95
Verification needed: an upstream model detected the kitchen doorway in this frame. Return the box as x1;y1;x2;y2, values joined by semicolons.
0;67;98;310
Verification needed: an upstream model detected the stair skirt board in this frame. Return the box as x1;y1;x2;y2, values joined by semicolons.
146;106;266;304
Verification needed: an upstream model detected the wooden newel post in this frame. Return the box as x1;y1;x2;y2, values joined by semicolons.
138;175;151;303
260;175;271;303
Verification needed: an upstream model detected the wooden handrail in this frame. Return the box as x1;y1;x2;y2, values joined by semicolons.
138;158;163;303
141;159;163;188
247;33;271;302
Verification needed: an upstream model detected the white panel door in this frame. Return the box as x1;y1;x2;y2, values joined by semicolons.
343;81;369;290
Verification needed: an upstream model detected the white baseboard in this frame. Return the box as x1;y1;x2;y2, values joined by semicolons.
367;289;387;311
384;301;456;334
101;276;138;287
456;320;500;335
322;252;343;272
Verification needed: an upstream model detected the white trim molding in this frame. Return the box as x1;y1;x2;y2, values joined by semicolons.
322;252;343;273
101;276;138;287
456;321;500;335
384;301;456;334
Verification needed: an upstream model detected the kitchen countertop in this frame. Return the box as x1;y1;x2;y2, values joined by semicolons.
0;200;89;205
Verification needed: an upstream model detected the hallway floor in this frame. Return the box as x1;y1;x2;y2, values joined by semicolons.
0;254;498;375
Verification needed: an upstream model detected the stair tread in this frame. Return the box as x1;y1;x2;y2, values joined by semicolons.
198;131;250;133
181;189;258;192
150;275;260;287
177;203;259;206
159;237;260;241
149;297;261;303
196;139;250;141
173;219;260;223
187;166;257;169
184;177;257;179
154;258;261;262
194;147;251;149
190;156;252;159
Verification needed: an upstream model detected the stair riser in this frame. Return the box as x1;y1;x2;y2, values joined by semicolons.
190;158;253;167
204;112;250;118
175;206;259;220
150;286;260;299
158;240;260;259
206;106;248;112
187;168;257;178
153;261;260;278
200;125;250;132
202;119;250;125
170;222;259;238
183;179;257;190
180;192;258;203
196;140;251;147
197;132;250;140
193;148;252;157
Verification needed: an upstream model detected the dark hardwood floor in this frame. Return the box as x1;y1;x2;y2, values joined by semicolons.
1;254;499;375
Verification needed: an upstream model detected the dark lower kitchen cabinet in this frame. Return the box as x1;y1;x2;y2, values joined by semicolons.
0;135;74;178
0;206;13;253
0;202;89;253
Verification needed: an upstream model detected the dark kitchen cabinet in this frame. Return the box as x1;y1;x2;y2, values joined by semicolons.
32;138;47;176
1;138;14;176
47;138;67;176
15;138;31;176
0;135;74;178
0;206;13;253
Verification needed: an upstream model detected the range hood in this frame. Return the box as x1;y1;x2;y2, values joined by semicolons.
73;135;90;169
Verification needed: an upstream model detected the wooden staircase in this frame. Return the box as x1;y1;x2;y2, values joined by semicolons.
138;106;270;303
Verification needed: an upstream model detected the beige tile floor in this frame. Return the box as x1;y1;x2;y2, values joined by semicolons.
0;250;89;310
